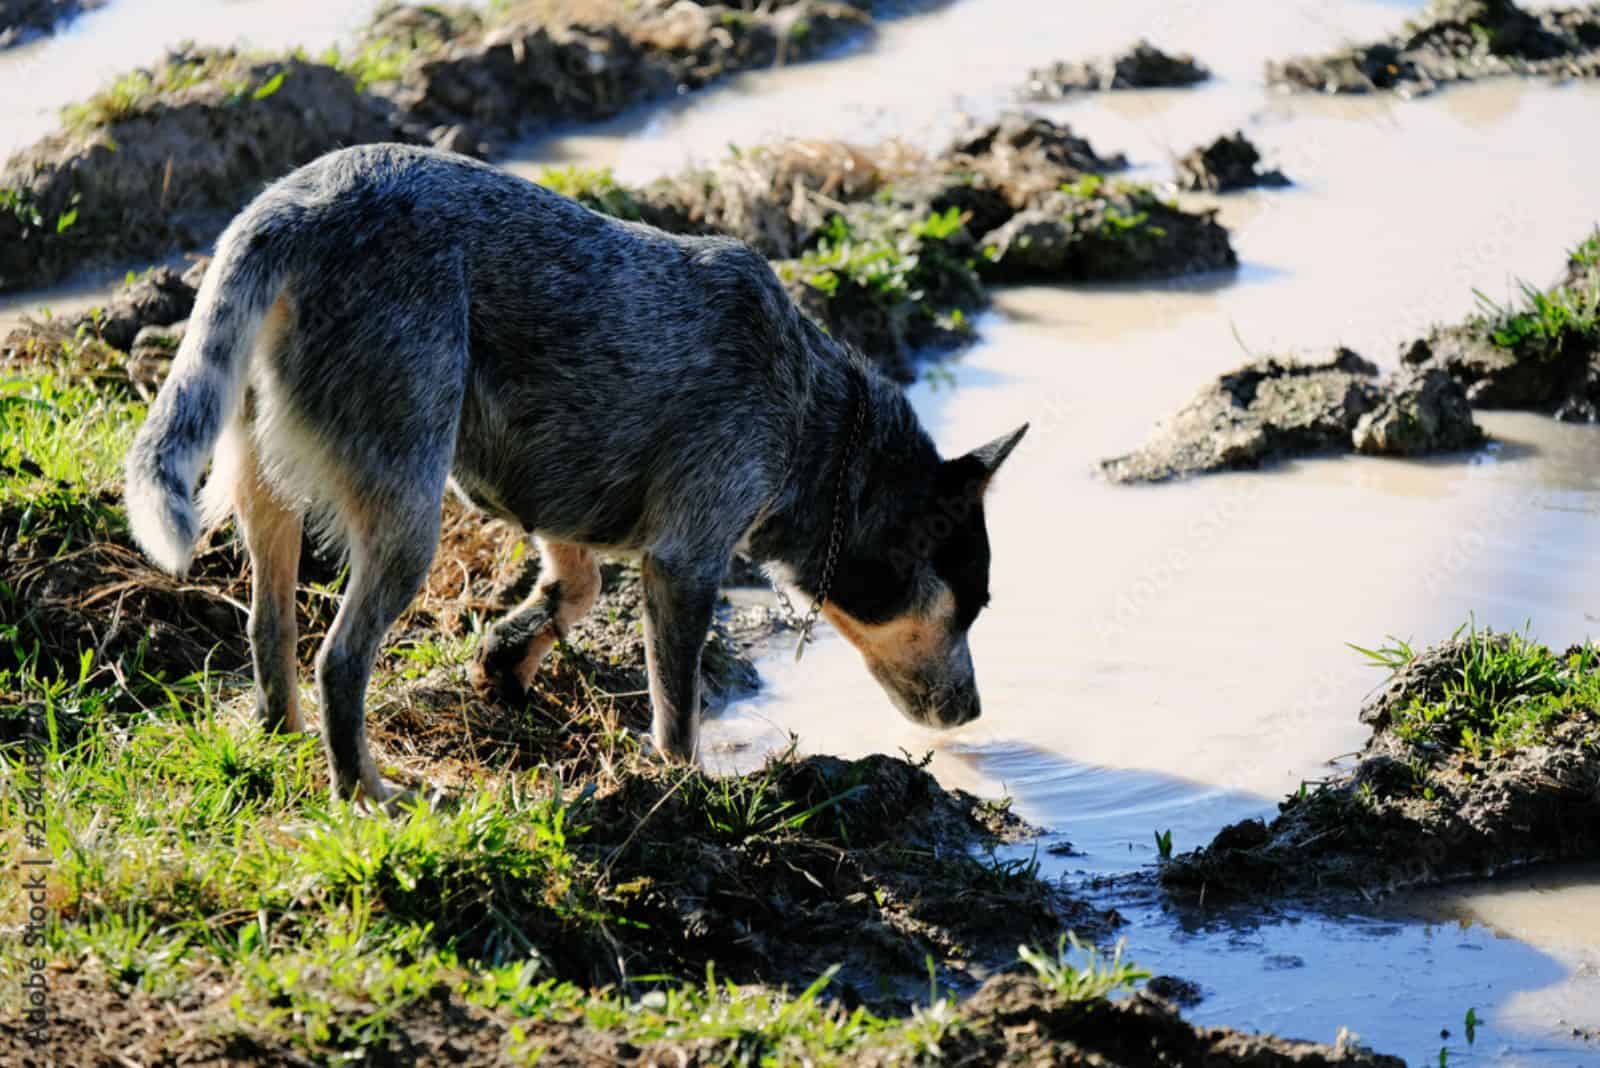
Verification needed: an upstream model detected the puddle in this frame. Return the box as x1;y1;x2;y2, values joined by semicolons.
3;0;1598;1059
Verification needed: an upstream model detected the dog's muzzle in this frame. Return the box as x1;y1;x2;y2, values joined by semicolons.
871;636;981;729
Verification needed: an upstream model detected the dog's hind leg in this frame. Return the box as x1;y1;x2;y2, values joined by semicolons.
472;538;600;699
640;552;722;761
231;426;305;734
316;495;444;802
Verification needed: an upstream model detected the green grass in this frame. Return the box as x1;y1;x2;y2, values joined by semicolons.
531;166;643;221
780;206;978;313
1354;621;1600;758
1018;933;1148;1006
1057;174;1170;244
59;51;290;134
1470;228;1600;359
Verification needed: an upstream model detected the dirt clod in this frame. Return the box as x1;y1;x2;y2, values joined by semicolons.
1163;633;1600;898
1176;132;1291;193
1268;0;1600;97
1101;349;1483;483
1024;40;1210;98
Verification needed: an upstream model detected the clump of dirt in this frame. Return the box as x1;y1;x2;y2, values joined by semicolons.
3;261;207;398
931;976;1402;1067
1100;349;1483;483
1176;132;1291;193
0;1;889;291
1162;631;1600;899
580;750;1108;1001
1024;40;1210;98
0;0;100;49
976;179;1235;284
387;0;872;153
0;48;400;292
619;116;1230;376
1268;0;1600;97
1398;230;1600;420
0;492;253;714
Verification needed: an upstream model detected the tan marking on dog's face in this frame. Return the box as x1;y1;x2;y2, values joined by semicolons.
823;587;980;728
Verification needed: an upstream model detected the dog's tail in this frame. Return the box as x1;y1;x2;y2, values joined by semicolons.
124;225;289;576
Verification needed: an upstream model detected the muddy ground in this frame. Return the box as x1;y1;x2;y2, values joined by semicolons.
1401;228;1600;421
1104;227;1600;481
1269;0;1600;97
1100;348;1483;483
1023;40;1210;98
1176;131;1291;194
612;114;1233;378
1;970;1405;1066
1162;631;1600;899
0;0;898;291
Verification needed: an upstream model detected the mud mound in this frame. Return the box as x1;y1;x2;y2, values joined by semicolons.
614;116;1230;374
1268;0;1600;97
388;0;871;152
0;48;400;292
977;179;1235;284
0;0;891;291
1176;132;1291;193
0;0;99;49
932;976;1402;1067
3;261;206;398
1399;230;1600;420
1163;631;1600;898
0;494;251;712
1100;350;1483;483
583;751;1107;1001
1024;40;1210;98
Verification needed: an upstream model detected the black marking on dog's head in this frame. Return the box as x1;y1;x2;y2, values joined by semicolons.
829;422;1029;634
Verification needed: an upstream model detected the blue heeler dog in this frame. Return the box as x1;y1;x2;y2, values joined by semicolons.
124;144;1027;802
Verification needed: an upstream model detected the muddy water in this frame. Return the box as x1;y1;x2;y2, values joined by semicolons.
511;2;1600;1061
4;0;1599;1060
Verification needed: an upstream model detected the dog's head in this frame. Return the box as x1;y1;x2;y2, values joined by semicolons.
820;423;1028;729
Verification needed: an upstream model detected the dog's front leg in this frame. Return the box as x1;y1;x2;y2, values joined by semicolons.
640;551;721;761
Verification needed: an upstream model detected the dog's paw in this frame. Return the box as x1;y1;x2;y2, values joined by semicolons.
379;780;457;817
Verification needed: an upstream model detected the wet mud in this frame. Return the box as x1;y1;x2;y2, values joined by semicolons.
1162;632;1600;899
0;0;902;292
1100;349;1483;483
0;48;397;292
607;115;1230;377
1268;0;1600;97
383;0;876;154
1175;131;1291;194
1023;40;1210;99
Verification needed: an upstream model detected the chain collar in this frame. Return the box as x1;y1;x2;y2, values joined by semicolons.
780;373;869;662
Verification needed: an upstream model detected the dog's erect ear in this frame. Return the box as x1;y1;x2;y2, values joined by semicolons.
966;423;1029;477
951;423;1028;496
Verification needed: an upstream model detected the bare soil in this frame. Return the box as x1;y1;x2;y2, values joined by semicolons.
1101;349;1483;483
1176;132;1291;194
1269;0;1600;97
1023;40;1210;98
